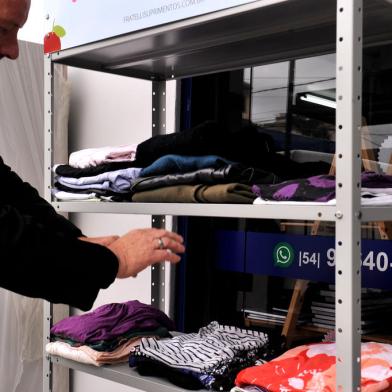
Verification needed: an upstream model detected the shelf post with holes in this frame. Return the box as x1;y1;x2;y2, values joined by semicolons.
151;81;167;311
43;53;54;392
335;0;363;390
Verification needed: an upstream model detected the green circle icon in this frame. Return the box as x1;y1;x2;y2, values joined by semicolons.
273;242;294;268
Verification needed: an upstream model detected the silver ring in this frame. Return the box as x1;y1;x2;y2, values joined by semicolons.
157;237;164;250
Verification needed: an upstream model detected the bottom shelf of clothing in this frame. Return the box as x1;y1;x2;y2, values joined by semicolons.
50;355;209;392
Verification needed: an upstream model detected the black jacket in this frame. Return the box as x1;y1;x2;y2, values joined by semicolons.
131;164;280;193
0;157;118;310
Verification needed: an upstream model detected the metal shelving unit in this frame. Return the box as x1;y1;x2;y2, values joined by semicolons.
43;1;392;391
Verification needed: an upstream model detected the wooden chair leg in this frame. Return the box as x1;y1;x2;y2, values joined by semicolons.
281;279;309;346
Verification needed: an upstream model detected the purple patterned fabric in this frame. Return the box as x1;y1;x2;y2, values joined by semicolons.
272;183;299;200
51;300;175;343
252;172;392;202
307;175;336;188
252;175;336;202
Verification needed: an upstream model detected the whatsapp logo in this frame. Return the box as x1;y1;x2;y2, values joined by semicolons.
273;242;294;268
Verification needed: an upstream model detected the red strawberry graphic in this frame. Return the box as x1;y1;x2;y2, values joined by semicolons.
44;24;66;54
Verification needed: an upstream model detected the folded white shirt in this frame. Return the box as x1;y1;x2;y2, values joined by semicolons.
54;190;100;201
69;144;137;168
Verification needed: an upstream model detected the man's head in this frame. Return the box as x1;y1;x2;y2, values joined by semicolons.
0;0;30;60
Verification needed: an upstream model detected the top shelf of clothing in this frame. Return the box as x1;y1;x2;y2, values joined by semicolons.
50;0;392;80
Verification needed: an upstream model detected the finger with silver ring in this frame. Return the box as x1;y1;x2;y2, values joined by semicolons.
156;237;165;250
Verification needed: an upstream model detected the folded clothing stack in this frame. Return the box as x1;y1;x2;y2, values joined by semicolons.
130;154;277;204
234;341;392;392
46;300;174;366
54;121;330;203
129;121;330;204
135;121;329;180
129;321;269;391
53;144;142;201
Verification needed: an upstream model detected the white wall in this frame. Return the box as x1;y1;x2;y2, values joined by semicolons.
67;67;151;392
67;67;177;392
19;0;44;44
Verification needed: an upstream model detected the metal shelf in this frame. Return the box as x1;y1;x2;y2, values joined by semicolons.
50;0;392;80
53;202;392;222
52;201;336;221
51;356;206;392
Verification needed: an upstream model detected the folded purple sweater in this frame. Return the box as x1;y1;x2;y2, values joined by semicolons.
51;300;175;343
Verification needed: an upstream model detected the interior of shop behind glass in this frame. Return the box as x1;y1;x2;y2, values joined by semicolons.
174;42;392;348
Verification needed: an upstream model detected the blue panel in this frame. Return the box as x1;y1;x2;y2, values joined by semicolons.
214;230;246;273
246;232;335;282
181;78;192;130
245;232;392;290
175;217;189;331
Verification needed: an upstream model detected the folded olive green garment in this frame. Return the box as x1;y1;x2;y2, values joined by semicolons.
132;185;199;203
132;183;256;204
195;183;256;203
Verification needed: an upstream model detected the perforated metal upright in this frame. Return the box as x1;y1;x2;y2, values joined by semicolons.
42;73;170;392
43;54;54;392
335;0;363;390
151;80;167;312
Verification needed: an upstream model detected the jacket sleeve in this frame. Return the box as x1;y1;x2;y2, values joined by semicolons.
0;158;119;310
0;157;83;238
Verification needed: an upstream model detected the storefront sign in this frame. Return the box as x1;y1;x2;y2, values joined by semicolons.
44;0;259;52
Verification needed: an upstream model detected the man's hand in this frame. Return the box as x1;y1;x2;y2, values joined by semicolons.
107;228;185;278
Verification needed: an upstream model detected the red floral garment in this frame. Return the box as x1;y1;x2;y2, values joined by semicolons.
235;342;392;392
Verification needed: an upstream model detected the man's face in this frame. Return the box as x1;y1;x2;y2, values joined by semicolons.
0;0;30;60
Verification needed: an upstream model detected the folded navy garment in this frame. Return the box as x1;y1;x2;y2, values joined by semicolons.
132;164;279;193
131;356;204;390
131;354;263;391
139;154;232;177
